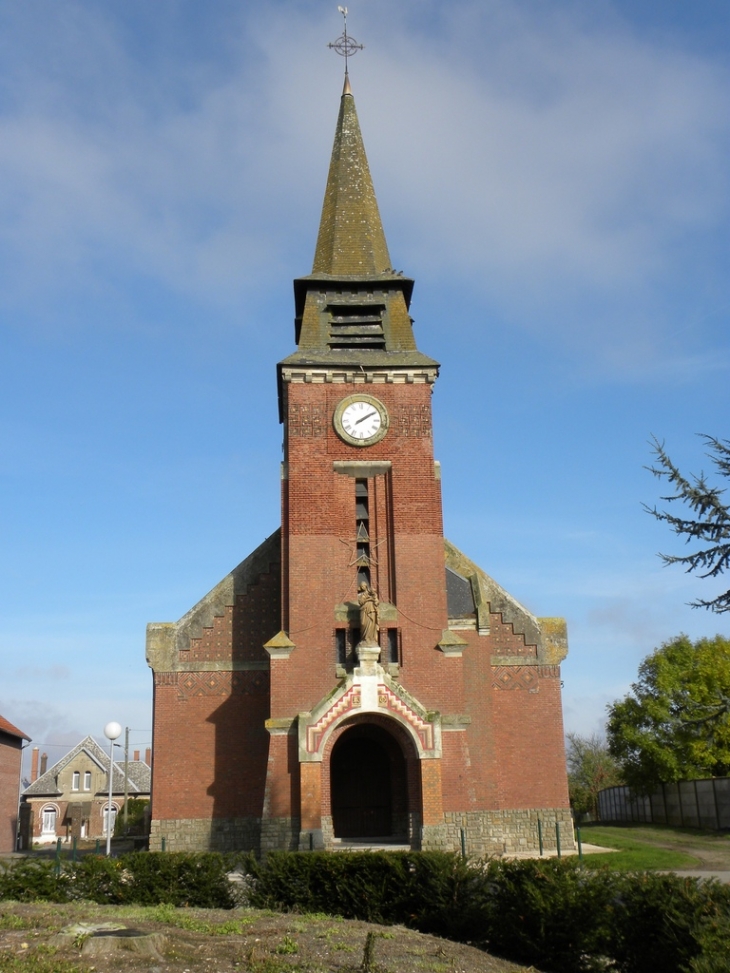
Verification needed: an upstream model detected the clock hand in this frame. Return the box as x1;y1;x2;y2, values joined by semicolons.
355;410;377;425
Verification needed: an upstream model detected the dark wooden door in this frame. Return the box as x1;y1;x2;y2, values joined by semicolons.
331;736;392;838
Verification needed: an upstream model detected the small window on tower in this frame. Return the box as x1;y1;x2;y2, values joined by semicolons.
355;481;369;520
387;629;399;665
335;629;347;666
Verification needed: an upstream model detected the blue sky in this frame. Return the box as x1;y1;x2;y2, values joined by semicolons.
1;0;728;771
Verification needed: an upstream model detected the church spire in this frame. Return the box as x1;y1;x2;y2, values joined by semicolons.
279;74;439;410
312;81;391;277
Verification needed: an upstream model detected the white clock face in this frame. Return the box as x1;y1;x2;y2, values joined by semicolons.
341;401;382;441
334;395;389;446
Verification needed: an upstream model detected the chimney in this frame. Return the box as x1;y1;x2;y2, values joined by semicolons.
40;753;48;775
133;750;140;762
31;747;39;782
145;748;151;766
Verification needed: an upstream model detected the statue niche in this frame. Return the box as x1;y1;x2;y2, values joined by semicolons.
357;582;379;648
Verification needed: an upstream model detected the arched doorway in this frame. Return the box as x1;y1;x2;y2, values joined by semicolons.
330;724;408;840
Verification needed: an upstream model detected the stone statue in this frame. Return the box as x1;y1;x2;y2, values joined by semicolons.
357;582;380;646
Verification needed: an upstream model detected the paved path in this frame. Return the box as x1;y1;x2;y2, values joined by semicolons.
667;869;730;883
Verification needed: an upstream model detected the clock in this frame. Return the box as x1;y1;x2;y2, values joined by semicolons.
333;394;389;447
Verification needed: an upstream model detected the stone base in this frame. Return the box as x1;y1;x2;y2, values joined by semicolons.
422;808;575;857
149;816;300;853
298;828;325;851
149;808;573;856
319;813;422;850
149;817;262;852
261;817;300;853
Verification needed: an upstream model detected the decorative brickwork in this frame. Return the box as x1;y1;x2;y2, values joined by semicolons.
176;671;269;699
305;687;362;754
376;685;435;751
492;665;561;690
184;570;279;665
288;403;326;438
396;405;431;437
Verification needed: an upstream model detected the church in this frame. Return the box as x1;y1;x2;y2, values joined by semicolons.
146;70;573;856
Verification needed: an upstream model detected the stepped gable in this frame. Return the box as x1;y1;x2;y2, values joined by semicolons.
146;530;281;670
444;538;568;665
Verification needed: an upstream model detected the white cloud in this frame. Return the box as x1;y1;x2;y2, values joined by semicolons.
0;0;726;370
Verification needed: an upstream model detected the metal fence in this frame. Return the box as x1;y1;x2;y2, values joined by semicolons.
597;778;730;830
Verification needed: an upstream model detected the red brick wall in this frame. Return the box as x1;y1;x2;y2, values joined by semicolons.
491;665;570;808
449;613;569;813
0;732;22;853
151;547;280;824
281;381;459;718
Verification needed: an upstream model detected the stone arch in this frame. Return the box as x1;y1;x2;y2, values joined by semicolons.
302;683;439;762
321;714;421;846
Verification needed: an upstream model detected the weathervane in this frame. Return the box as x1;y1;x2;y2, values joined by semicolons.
328;6;364;75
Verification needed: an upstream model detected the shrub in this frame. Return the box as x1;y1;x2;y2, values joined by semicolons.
117;852;238;908
606;872;730;973
250;850;480;935
67;855;124;903
478;859;614;973
0;859;68;902
113;798;149;836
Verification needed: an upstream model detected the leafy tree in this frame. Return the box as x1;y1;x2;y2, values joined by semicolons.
607;634;730;792
565;732;623;819
114;798;149;836
645;435;730;613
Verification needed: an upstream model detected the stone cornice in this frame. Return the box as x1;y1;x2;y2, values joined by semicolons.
280;367;438;386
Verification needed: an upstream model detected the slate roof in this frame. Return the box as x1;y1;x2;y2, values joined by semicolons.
22;734;150;797
312;76;391;278
0;714;31;741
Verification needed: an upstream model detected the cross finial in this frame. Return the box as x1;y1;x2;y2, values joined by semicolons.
328;6;364;77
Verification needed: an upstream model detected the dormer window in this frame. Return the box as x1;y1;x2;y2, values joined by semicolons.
83;771;91;791
71;771;80;791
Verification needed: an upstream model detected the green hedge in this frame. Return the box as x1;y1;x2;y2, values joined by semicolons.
250;852;730;973
0;852;254;909
2;850;729;973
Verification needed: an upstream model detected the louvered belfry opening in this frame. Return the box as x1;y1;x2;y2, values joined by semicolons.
327;303;386;349
355;478;371;587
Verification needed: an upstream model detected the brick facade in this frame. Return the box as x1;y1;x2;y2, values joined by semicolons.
0;716;29;853
147;79;573;857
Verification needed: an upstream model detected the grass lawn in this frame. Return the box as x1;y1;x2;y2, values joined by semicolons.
576;824;702;871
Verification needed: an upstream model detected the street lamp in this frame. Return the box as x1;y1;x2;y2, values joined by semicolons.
103;721;122;856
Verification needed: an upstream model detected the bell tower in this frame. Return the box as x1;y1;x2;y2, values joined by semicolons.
278;73;447;662
264;75;463;849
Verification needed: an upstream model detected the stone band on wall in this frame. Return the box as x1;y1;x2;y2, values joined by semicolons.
149;816;301;853
422;808;575;857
